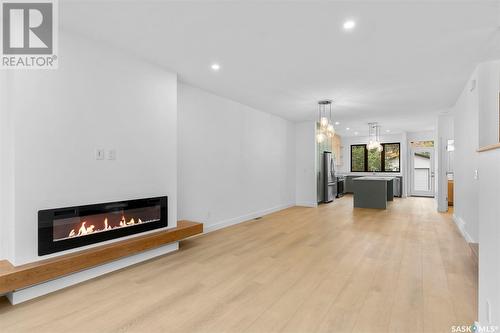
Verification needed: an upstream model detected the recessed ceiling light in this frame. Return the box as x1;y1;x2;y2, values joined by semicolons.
335;121;340;125
343;20;356;31
354;131;359;135
346;127;350;131
386;129;391;133
211;63;220;71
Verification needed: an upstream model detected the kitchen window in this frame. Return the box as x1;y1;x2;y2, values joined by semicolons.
350;143;400;172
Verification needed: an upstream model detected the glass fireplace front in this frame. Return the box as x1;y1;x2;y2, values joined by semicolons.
38;196;168;255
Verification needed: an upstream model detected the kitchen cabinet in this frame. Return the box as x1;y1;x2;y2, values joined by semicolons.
332;134;342;167
345;176;363;193
345;175;403;196
352;177;394;209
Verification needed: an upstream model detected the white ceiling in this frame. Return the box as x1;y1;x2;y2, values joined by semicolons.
62;1;500;136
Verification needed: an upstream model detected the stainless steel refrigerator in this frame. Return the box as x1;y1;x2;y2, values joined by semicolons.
322;151;337;203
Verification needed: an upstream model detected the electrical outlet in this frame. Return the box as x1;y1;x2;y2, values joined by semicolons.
107;149;116;160
95;149;105;160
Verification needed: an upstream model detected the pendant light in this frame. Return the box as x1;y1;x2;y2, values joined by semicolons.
316;132;326;143
317;100;335;142
367;122;383;152
319;102;329;129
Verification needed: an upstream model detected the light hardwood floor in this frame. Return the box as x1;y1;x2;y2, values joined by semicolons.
0;196;477;333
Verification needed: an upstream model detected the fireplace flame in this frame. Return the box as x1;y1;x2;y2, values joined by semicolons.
67;216;144;238
72;221;95;237
104;218;111;230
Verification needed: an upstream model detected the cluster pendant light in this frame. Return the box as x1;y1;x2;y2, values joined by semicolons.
367;122;383;152
316;100;335;143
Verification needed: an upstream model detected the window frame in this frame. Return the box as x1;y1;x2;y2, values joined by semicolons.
350;144;367;172
350;142;401;173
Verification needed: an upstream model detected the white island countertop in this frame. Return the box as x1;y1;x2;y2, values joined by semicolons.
337;172;402;177
353;176;396;181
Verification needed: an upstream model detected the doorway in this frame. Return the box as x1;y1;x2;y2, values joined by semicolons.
410;147;435;197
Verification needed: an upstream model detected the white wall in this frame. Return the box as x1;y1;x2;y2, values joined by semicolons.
4;31;178;265
177;83;295;232
452;59;500;326
401;131;408;197
452;68;479;243
476;60;500;327
295;122;317;207
478;149;500;327
0;71;15;262
478;60;500;147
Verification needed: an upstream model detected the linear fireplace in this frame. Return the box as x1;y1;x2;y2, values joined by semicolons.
38;196;168;255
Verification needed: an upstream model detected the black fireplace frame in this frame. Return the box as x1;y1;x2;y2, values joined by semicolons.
38;196;168;256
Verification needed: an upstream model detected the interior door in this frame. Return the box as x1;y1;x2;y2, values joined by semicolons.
410;147;435;197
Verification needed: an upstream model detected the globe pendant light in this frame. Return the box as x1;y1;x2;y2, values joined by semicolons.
317;100;335;142
320;116;329;128
367;122;383;151
316;132;326;143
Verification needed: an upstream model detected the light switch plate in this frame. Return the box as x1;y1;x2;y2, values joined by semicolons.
474;169;479;180
95;149;105;160
107;149;116;160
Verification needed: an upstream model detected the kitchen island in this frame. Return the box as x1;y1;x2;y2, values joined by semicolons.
352;176;395;209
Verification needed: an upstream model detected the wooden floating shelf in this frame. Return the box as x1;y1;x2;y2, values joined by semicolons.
0;220;202;294
477;143;500;152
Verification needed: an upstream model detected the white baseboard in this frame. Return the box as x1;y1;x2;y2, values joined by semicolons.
204;203;294;233
6;242;179;305
452;214;475;243
295;201;318;208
